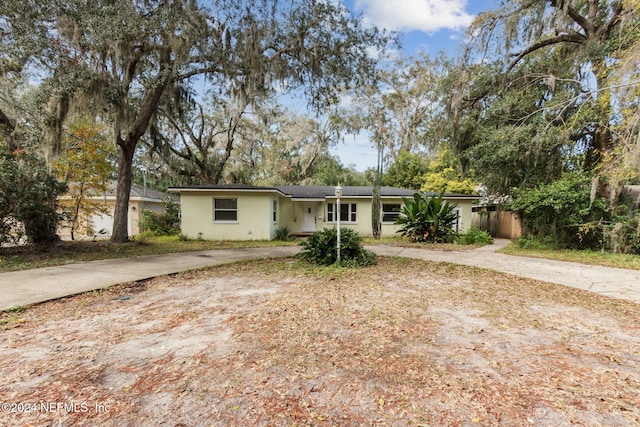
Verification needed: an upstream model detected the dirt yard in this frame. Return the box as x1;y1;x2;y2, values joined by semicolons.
1;257;640;426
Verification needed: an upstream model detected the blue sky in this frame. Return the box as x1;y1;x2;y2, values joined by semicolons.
328;0;498;171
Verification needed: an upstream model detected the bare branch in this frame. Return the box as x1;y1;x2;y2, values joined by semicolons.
551;0;595;37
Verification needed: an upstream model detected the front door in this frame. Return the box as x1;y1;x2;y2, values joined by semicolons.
302;203;317;232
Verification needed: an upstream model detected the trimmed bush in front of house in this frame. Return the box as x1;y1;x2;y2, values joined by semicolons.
298;227;376;267
455;226;493;245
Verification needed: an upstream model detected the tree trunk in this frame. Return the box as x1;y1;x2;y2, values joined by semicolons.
0;108;17;152
111;143;135;243
372;141;383;239
110;75;170;243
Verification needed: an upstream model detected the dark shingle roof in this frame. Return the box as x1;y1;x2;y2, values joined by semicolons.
276;185;418;198
169;184;477;199
171;184;277;191
97;182;178;201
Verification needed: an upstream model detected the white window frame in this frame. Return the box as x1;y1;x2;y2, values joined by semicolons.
272;199;278;224
382;203;401;223
452;207;461;232
213;198;238;223
326;202;357;223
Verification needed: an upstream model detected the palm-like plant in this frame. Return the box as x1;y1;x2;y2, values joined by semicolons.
395;191;459;243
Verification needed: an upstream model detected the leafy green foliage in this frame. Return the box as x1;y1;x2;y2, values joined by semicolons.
509;175;610;248
273;225;295;242
383;151;429;189
420;149;477;194
455;226;492;245
515;234;558;250
311;155;371;186
4;0;390;243
298;227;376;267
395;191;459;243
139;198;181;237
450;1;640;204
0;151;66;244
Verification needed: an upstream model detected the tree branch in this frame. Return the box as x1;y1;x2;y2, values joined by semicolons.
551;0;595;37
600;2;624;40
507;33;586;72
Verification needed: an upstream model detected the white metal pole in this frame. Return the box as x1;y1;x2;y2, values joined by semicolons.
336;195;341;262
335;185;342;263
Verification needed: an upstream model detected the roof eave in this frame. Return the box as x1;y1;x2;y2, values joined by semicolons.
168;187;289;198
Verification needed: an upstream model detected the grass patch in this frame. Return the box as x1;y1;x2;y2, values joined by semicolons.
498;242;640;270
0;236;300;273
362;236;485;250
5;305;27;313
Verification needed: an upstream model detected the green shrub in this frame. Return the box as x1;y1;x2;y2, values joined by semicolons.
516;234;558;250
298;227;376;267
0;151;66;244
592;213;640;254
509;175;610;249
139;197;181;236
455;226;492;245
273;225;295;241
395;191;459;243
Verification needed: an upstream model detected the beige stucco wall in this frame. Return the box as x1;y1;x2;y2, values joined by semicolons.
58;198;167;239
129;200;166;236
310;198;473;238
178;192;475;241
179;191;276;240
277;198;299;232
456;200;474;234
318;197;372;236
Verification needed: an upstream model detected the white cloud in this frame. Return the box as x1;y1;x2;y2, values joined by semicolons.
354;0;475;33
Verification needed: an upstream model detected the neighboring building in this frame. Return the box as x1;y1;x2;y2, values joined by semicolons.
168;184;478;241
58;183;178;239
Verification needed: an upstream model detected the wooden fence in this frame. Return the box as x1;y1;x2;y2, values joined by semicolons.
472;208;522;239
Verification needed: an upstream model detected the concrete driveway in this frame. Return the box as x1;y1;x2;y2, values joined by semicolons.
0;247;300;311
368;239;640;304
1;240;639;311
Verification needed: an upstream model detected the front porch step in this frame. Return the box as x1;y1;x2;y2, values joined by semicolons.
292;232;314;237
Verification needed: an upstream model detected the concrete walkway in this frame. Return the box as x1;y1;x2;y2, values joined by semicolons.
1;240;639;311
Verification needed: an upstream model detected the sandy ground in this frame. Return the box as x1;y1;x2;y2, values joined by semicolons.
1;257;639;426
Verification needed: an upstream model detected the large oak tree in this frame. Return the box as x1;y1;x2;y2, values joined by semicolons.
2;0;389;242
445;0;639;195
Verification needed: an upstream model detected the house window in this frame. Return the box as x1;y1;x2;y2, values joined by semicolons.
272;200;278;223
213;198;237;222
327;203;357;223
382;203;401;223
452;207;461;232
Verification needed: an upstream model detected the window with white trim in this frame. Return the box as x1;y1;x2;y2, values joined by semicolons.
452;207;461;232
272;199;278;223
382;203;401;223
327;203;357;223
213;198;237;222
